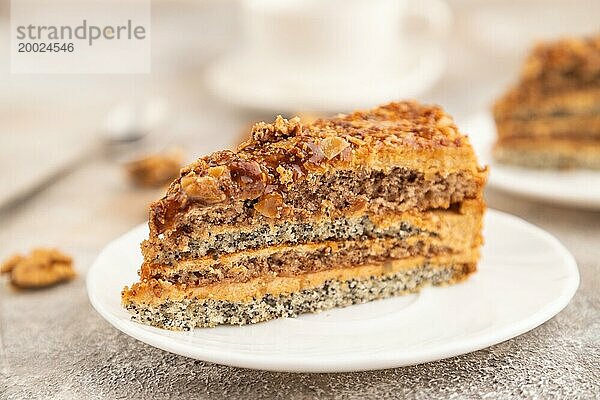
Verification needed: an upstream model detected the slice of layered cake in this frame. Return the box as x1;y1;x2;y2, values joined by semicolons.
122;101;487;330
493;34;600;169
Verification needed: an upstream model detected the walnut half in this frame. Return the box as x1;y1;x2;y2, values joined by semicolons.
1;248;76;289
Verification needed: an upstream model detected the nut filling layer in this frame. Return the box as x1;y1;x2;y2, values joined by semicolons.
149;166;479;244
143;237;452;286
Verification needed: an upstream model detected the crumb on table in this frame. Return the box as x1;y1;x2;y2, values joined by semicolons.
124;147;185;188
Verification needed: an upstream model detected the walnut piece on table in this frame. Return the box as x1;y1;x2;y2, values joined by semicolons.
124;147;184;188
0;248;76;289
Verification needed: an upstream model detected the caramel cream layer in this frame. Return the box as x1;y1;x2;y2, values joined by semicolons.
171;198;483;240
123;251;479;305
143;199;485;266
144;226;480;280
142;237;452;286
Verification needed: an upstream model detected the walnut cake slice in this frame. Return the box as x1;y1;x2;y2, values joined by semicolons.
493;34;600;169
122;101;488;330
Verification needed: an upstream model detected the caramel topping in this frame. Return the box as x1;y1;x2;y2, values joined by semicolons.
150;191;188;233
148;101;469;235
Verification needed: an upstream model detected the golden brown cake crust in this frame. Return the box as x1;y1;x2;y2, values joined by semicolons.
149;101;484;236
494;87;600;122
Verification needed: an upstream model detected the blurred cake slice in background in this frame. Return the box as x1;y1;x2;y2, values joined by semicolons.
493;34;600;169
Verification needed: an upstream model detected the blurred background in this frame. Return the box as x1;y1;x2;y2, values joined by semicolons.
1;0;599;245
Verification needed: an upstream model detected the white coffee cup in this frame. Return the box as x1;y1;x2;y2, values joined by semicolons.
239;0;452;84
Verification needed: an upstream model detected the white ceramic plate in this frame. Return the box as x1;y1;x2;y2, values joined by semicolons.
204;46;445;113
87;210;579;373
463;112;600;210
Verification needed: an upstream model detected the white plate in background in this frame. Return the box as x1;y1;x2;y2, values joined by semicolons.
87;210;578;372
463;112;600;210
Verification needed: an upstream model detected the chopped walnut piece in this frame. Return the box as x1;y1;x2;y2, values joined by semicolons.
251;115;302;143
150;279;164;298
207;165;228;179
347;197;368;214
229;160;267;200
1;248;76;289
181;173;226;205
436;116;457;138
276;165;294;185
320;137;350;160
346;136;366;146
254;192;284;218
238;112;323;147
125;148;184;188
